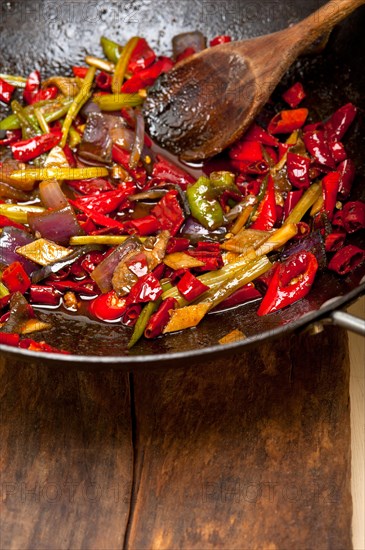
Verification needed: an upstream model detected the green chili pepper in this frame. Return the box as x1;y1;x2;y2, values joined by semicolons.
92;93;144;111
112;36;140;94
60;66;96;148
209;171;236;190
100;36;122;64
11;100;40;138
0;98;73;131
186;177;224;230
128;301;159;349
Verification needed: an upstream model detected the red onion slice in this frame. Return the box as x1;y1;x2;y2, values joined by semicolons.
39;179;69;209
28;205;83;245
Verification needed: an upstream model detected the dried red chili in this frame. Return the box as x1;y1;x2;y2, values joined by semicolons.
286;152;311;189
257;251;318;315
144;297;177;338
177;271;209;302
151;190;185;236
328;245;365;275
267;108;308;134
0;77;15;104
282;82;306;108
11;132;63;162
342;201;365;234
1;262;31;294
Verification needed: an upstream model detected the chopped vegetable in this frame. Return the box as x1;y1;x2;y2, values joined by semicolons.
16;238;72;266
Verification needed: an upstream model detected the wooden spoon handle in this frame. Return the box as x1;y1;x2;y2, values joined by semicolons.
292;0;365;48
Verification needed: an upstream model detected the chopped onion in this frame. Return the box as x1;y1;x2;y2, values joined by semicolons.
91;236;141;293
28;205;83;245
39;179;69;209
110;126;135;151
0;182;29;201
281;230;327;269
77;112;112;165
129;110;145;169
0;226;37;275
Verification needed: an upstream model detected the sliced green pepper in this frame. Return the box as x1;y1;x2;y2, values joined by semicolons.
100;36;122;64
186;177;224;230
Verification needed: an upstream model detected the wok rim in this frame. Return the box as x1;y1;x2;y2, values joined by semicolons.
1;281;364;367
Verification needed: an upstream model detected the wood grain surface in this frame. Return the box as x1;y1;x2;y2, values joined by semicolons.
0;327;352;549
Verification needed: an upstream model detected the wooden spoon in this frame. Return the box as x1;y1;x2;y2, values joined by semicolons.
144;0;364;161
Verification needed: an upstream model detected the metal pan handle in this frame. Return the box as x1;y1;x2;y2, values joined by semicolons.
329;310;365;336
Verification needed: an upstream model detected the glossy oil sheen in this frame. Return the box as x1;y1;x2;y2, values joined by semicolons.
0;0;364;366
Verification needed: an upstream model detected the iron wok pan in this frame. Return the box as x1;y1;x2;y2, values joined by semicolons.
0;0;364;370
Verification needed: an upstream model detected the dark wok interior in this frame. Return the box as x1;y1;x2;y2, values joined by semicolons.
0;0;364;367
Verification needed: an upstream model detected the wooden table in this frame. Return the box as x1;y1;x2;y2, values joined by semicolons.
0;323;356;549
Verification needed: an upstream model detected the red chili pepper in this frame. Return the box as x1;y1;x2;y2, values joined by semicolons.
151;190;185;236
166;237;190;254
122;303;142;327
332;209;345;232
197;242;221;253
0;214;29;232
19;338;69;354
30;86;58;104
128;272;163;303
63;144;77;167
293;222;311;240
169;268;189;284
0;77;15;104
126;252;149;278
72;66;89;78
209;35;232;47
29;285;61;306
328;245;365;275
303;129;336;169
1;262;31;294
177;271;209;302
23;70;41;104
152;262;166;280
324;103;357;141
67;178;114;195
286;152;311;189
257;251;318;316
337;159;355;199
322;172;340;220
11;132;62;162
251;175;277;230
70;182;135;215
48;279;98;296
122;57;174;93
212;283;261;311
342;201;365;234
89;291;127;322
278;143;290;161
229;140;263;162
0;333;20;347
267;108;308;134
283;189;303;219
151;154;194;190
88;213;126;231
144;297;178;338
95;71;112;90
80;252;105;274
112;144;147;187
233;159;269;176
235;176;261;197
187;249;224;272
128;38;156;74
329;140;347;164
282;82;306;108
0;129;22;146
176;47;196;62
243;124;279;147
325;232;346;252
125;215;160;236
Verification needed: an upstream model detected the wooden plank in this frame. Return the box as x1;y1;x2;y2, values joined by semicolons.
128;327;352;549
0;360;133;550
